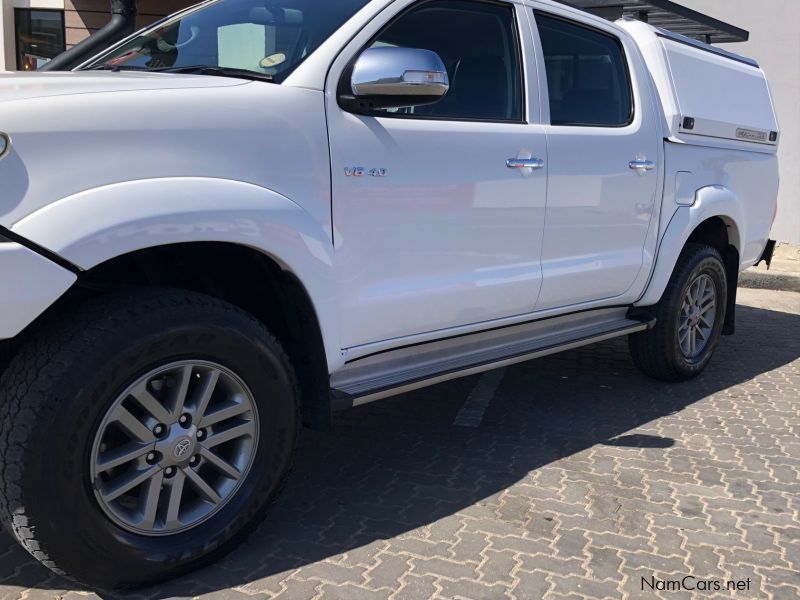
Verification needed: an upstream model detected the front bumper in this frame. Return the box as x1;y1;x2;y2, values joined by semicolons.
0;241;76;339
756;239;777;269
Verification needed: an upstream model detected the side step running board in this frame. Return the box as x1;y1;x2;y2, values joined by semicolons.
330;308;654;409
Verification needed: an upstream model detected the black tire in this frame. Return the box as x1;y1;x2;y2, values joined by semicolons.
629;243;728;381
0;289;299;590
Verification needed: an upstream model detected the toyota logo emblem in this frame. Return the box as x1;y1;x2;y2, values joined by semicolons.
174;438;192;458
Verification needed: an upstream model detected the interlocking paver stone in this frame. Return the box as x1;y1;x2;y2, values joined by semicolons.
0;288;798;599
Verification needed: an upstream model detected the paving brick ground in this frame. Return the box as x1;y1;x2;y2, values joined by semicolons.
1;288;798;600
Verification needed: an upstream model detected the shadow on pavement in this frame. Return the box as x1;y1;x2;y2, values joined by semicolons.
601;434;675;448
1;303;798;599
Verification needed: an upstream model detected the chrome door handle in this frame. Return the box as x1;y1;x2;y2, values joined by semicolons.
507;158;545;170
629;159;656;171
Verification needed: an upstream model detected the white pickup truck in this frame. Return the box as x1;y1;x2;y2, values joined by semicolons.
0;0;779;588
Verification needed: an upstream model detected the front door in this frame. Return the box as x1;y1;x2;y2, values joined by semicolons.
328;0;548;349
532;10;661;311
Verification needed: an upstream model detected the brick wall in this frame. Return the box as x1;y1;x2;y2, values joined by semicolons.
65;0;195;48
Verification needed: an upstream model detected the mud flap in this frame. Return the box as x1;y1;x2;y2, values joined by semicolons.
722;247;741;336
756;239;776;269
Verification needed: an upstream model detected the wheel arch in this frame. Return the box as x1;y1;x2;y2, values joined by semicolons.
58;242;333;430
637;185;744;334
10;178;340;430
11;177;341;365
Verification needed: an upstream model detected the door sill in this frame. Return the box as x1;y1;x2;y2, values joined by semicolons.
330;307;654;409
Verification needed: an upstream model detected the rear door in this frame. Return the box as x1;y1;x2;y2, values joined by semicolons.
327;0;549;349
531;8;661;311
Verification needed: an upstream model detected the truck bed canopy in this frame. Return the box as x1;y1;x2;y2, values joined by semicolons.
557;0;749;44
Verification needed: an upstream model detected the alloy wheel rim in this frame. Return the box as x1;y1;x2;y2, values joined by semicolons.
678;273;717;359
90;360;259;536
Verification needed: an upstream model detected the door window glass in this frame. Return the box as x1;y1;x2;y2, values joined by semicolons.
369;0;524;122
15;9;66;71
536;14;632;126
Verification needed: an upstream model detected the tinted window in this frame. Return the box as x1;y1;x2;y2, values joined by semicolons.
371;0;523;122
86;0;371;82
536;14;632;126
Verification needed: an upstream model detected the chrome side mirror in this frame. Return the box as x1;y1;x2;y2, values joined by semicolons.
341;47;449;114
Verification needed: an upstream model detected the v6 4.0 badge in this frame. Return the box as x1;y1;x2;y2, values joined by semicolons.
344;167;387;177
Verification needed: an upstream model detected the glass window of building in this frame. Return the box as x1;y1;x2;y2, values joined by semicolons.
15;9;66;71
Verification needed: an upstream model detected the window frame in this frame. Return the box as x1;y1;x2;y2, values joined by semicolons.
533;10;635;129
337;0;528;125
14;8;66;71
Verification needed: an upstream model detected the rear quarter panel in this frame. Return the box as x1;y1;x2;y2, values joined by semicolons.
662;141;779;267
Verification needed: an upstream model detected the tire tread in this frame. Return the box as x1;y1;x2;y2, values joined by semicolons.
629;243;726;381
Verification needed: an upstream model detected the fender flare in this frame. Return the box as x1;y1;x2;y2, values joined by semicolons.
12;177;342;368
636;185;744;307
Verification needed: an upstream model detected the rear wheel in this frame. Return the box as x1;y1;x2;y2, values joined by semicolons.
629;243;728;381
0;289;299;589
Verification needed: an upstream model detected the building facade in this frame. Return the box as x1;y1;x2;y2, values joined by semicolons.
0;0;797;243
0;0;188;71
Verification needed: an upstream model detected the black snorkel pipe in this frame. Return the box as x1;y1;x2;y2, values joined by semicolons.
40;0;138;71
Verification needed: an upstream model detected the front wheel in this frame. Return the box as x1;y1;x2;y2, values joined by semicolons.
629;243;728;381
0;289;299;589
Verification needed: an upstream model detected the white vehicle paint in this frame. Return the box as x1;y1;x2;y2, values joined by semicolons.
0;0;782;588
0;242;76;339
0;0;779;388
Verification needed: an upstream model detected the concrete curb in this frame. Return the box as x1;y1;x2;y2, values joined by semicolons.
739;243;800;293
739;270;800;293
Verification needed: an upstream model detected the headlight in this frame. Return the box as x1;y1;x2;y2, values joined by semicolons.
0;132;9;159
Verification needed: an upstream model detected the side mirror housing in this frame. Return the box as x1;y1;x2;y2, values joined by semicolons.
340;47;449;115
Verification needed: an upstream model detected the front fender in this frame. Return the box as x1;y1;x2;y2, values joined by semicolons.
636;185;744;307
11;177;341;368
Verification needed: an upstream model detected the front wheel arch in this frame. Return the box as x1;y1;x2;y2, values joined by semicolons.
13;242;333;432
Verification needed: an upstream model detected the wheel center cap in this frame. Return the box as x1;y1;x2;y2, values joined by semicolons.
173;436;194;459
155;424;198;466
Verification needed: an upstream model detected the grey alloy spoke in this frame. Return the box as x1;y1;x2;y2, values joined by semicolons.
96;442;153;473
199;446;241;480
700;295;716;314
201;422;255;448
101;465;160;503
165;469;187;529
193;369;221;422
112;406;156;443
199;401;249;429
679;318;690;335
170;365;194;420
139;470;165;530
696;276;706;304
685;284;695;306
130;383;173;425
184;467;222;505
